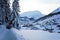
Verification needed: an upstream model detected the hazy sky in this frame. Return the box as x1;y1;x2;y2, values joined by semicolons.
20;0;60;15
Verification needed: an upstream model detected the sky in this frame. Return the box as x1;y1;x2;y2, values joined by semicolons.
20;0;60;15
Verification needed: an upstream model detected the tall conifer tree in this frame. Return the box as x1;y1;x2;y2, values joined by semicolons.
12;0;20;29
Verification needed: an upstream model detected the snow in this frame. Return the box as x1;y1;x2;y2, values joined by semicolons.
0;25;60;40
0;2;60;40
34;12;60;32
21;30;60;40
0;26;25;40
20;10;44;19
51;7;60;13
2;0;60;40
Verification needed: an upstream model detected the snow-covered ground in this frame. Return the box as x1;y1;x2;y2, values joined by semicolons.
21;30;60;40
0;25;60;40
0;25;25;40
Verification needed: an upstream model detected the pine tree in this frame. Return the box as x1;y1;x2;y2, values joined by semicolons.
0;0;20;29
12;0;20;29
0;0;11;25
2;0;13;29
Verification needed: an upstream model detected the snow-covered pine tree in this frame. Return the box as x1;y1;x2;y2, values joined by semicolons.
0;0;11;25
0;0;14;29
0;0;20;29
12;0;20;29
0;0;3;25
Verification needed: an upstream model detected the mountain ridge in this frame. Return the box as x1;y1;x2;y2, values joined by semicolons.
20;10;45;19
51;7;60;13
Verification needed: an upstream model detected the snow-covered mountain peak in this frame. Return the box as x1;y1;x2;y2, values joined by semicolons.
20;10;45;19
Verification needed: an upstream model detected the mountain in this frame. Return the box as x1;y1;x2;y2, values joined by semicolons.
34;7;60;22
51;7;60;14
20;11;45;19
34;12;60;23
34;11;60;33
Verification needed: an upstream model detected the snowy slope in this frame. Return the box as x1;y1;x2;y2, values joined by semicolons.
0;26;25;40
20;11;44;19
19;8;60;30
0;25;60;40
1;24;60;40
51;7;60;13
20;12;60;30
21;30;60;40
36;12;60;33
